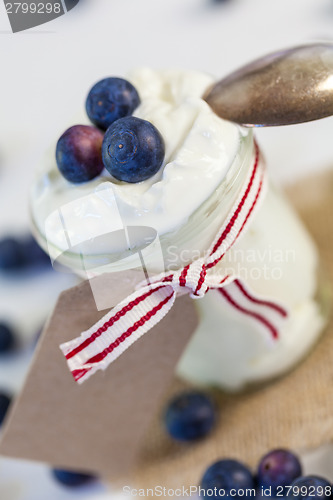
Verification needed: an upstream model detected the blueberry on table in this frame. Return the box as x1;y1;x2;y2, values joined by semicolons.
0;237;25;270
56;125;104;183
0;323;16;353
200;459;255;500
164;391;215;442
0;235;51;272
257;449;302;493
86;77;140;130
102;116;165;183
23;236;51;268
0;392;12;426
51;469;96;487
290;476;331;499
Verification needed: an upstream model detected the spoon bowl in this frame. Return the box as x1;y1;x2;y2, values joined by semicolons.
204;43;333;126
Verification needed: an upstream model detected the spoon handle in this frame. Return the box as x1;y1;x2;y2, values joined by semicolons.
204;43;333;127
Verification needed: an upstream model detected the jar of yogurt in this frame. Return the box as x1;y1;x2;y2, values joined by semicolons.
30;68;329;392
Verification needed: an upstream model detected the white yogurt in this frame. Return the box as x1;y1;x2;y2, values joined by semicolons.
30;68;326;392
177;182;325;391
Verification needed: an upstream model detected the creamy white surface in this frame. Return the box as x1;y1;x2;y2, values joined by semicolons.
177;183;324;390
32;69;240;254
178;290;324;391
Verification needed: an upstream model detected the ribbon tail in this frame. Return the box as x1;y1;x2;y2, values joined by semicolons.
60;283;176;384
218;278;289;342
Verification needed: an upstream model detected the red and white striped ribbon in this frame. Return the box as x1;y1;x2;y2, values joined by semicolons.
60;144;288;383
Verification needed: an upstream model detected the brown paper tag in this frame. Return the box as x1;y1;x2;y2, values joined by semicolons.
0;275;198;479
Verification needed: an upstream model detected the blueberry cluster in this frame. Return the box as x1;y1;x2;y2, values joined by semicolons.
56;77;165;184
163;391;332;500
200;450;331;500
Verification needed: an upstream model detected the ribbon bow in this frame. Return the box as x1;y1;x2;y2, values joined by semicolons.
60;144;288;383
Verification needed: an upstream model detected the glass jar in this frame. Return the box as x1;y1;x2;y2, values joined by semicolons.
30;127;329;392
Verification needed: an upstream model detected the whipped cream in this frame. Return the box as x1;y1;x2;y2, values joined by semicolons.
31;69;241;256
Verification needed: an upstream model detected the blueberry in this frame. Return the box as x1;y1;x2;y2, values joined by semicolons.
0;235;51;273
0;237;25;270
102;117;165;183
0;392;12;426
164;391;215;442
257;449;302;494
0;323;16;353
56;125;104;183
86;77;140;130
290;476;331;499
51;469;95;487
201;459;255;500
23;236;51;269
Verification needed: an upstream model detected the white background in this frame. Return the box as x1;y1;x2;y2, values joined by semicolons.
0;0;333;498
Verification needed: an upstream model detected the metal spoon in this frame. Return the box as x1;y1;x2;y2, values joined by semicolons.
203;43;333;126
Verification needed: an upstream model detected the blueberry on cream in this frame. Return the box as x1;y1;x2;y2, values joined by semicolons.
48;69;238;239
102;116;165;183
86;77;140;131
56;125;104;183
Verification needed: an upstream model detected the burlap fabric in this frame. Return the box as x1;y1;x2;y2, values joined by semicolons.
130;170;333;490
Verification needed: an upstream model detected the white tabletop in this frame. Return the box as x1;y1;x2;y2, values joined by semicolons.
0;0;332;498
